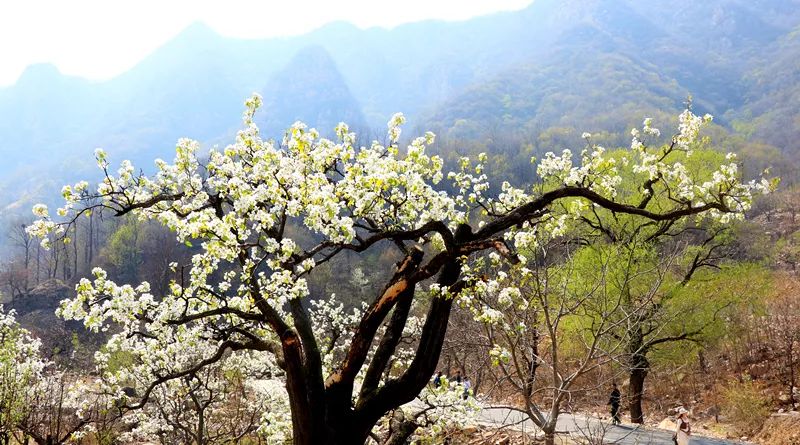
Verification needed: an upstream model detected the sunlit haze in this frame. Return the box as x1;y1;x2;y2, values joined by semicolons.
0;0;533;86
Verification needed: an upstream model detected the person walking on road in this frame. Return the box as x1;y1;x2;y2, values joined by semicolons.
674;407;691;445
608;382;621;425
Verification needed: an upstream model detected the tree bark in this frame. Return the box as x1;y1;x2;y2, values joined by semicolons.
282;330;328;444
384;410;418;445
628;353;649;424
627;325;649;424
788;342;796;406
524;327;540;400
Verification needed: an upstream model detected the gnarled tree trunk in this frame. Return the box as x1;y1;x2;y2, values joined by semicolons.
628;343;649;424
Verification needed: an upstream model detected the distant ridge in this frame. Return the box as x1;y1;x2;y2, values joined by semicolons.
1;0;799;214
259;46;366;137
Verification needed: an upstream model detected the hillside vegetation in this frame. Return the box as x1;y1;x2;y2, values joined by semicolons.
1;0;800;214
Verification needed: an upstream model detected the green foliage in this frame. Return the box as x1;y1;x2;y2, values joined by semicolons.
100;346;136;375
70;332;92;362
651;263;774;366
102;217;143;281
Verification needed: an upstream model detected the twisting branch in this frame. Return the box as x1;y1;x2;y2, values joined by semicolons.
327;248;425;401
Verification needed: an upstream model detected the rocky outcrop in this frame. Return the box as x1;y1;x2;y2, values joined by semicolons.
8;278;71;315
7;279;102;366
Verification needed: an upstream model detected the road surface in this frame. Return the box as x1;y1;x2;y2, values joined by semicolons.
478;407;749;444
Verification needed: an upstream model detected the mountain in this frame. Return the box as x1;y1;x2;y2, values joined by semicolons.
0;64;97;168
421;0;800;179
1;0;800;216
258;46;366;138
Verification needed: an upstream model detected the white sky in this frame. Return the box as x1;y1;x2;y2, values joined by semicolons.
0;0;533;86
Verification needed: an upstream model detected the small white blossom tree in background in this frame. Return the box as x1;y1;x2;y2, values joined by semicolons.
373;379;479;445
30;94;770;445
122;360;279;445
16;372;97;445
0;306;100;445
0;306;46;445
461;239;636;444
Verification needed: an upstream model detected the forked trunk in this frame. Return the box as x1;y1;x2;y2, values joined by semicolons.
286;397;420;444
286;249;465;445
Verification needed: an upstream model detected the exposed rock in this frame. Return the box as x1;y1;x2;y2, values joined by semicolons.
658;418;677;431
754;412;800;445
493;435;510;445
9;279;71;315
460;425;479;437
5;279;103;366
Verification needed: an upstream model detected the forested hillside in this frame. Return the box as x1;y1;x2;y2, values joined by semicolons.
1;0;800;216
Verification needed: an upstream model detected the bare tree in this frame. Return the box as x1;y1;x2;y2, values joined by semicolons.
465;240;640;445
8;221;34;293
766;275;800;407
15;371;92;445
0;261;28;301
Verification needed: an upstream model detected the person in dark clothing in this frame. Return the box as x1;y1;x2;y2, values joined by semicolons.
433;371;443;388
608;383;621;425
462;376;472;400
453;370;462;384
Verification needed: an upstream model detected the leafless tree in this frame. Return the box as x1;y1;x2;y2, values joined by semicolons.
766;275;800;407
467;240;641;445
15;371;92;445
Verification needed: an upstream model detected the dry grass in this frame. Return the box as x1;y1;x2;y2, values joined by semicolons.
753;412;800;445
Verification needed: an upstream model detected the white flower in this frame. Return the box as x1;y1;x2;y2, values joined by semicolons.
32;203;48;217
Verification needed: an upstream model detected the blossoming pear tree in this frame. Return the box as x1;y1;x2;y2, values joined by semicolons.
118;347;283;444
0;303;118;445
375;379;479;444
0;306;47;444
30;95;770;444
458;238;634;445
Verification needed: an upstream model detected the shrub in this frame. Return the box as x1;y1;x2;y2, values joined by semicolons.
720;376;770;435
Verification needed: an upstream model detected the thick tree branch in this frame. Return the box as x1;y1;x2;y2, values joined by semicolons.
358;281;416;399
474;186;728;241
326;248;425;405
355;225;473;427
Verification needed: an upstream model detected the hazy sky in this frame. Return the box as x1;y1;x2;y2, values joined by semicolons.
0;0;533;86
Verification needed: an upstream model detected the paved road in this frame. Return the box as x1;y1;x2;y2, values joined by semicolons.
478;407;749;444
